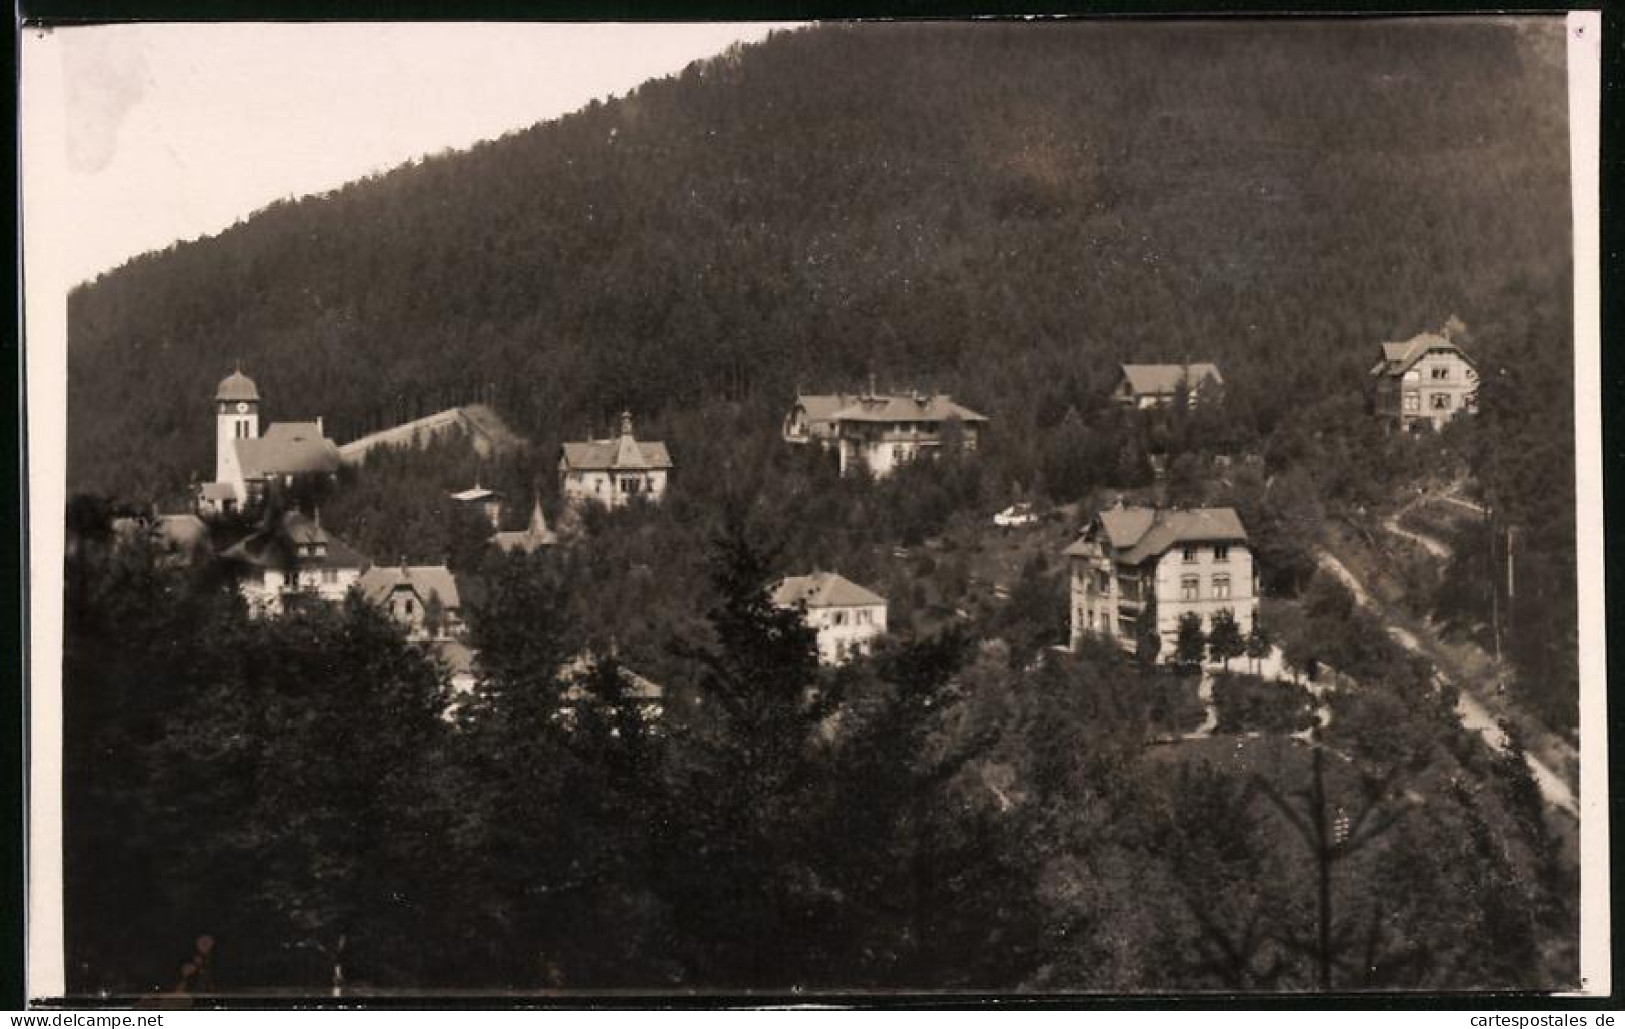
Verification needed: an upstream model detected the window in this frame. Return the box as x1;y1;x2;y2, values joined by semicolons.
405;599;415;616
1214;544;1230;563
1431;366;1449;380
1211;608;1233;629
1182;545;1199;563
1403;392;1421;412
893;445;906;462
321;568;337;585
1180;575;1199;602
1431;393;1452;410
1212;573;1231;600
834;610;847;626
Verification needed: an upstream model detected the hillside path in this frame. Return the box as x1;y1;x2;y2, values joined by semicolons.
1313;549;1577;817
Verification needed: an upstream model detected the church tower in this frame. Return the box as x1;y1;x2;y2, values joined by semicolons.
215;367;261;487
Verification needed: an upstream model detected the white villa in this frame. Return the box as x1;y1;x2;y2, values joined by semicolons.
221;510;368;617
559;412;672;511
1065;505;1258;656
784;387;988;479
772;571;888;665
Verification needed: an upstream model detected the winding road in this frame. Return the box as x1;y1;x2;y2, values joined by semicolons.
1314;549;1577;817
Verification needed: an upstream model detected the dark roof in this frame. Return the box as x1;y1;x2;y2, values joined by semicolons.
357;564;462;609
222;511;368;571
772;571;887;609
1066;506;1248;564
1119;363;1223;396
216;370;260;402
235;422;341;479
1370;332;1477;377
828;393;988;425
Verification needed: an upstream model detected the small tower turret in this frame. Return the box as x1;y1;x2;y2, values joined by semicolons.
215;367;261;488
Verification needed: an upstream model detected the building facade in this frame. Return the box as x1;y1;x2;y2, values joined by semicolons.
559;412;672;511
772;571;889;665
358;563;465;642
1111;363;1224;409
1065;505;1258;656
1369;330;1479;430
788;389;987;479
222;511;367;617
199;368;342;514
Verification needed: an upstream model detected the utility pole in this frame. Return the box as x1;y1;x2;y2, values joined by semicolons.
1488;506;1502;665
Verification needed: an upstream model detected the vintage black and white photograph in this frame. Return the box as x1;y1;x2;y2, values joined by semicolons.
22;15;1605;1002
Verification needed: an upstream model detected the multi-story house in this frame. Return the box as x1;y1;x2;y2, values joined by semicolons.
787;388;988;479
221;510;368;617
1065;505;1258;656
1111;363;1224;409
1369;328;1480;430
772;571;889;665
559;412;672;511
358;562;466;642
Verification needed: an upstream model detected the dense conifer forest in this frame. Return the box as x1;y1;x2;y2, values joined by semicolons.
58;18;1582;994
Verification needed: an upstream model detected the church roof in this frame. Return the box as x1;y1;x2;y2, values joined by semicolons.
216;369;260;402
235;422;341;479
772;571;887;610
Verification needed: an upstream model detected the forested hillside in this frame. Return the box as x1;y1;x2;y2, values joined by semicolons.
67;18;1571;504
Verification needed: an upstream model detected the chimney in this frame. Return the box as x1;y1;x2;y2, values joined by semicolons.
316;415;324;436
619;411;634;438
868;373;878;399
400;555;409;576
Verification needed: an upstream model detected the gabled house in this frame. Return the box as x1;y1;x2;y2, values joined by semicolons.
1065;505;1257;656
221;510;367;617
807;389;988;479
559;412;672;511
358;562;465;642
783;393;863;445
1112;363;1224;409
1369;327;1479;430
491;497;558;555
772;571;888;665
199;368;341;514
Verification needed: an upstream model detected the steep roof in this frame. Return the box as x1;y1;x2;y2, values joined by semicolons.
216;369;260;402
772;571;887;609
235;422;341;479
1066;506;1248;565
1370;332;1477;377
221;511;368;571
491;499;557;553
828;393;989;424
357;564;462;610
1119;363;1223;396
560;436;672;472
